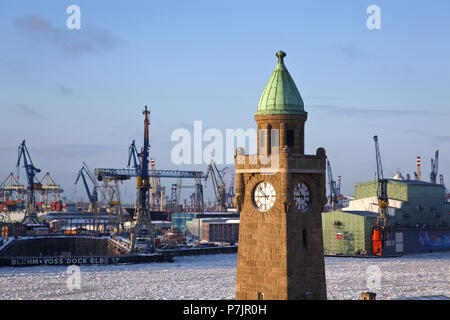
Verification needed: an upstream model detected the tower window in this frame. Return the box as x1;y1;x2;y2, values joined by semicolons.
287;130;294;147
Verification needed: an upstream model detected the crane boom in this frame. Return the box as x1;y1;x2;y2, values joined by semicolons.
326;158;338;211
17;140;41;189
374;136;388;209
17;140;41;224
372;135;389;256
75;169;92;202
75;164;98;212
373;136;384;181
205;160;227;211
127;140;140;177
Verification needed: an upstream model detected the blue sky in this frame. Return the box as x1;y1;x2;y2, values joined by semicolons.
0;0;449;202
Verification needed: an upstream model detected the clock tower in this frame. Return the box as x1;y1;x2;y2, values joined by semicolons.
234;51;327;300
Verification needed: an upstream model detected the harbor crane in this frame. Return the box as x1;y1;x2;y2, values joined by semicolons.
127;140;140;177
17;140;42;224
205;160;227;212
77;162;123;233
225;177;235;208
75;162;99;213
430;150;439;184
130;106;155;253
128;146;162;211
98;141;206;214
372;135;389;256
326;158;338;211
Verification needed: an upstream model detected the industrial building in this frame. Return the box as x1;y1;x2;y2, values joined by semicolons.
171;212;239;242
202;220;239;243
322;173;450;256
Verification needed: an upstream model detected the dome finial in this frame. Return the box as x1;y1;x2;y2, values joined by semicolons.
256;50;306;116
276;50;286;63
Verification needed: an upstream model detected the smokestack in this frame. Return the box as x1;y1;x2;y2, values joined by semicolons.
417;156;421;181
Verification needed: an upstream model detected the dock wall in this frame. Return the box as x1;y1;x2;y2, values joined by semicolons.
0;236;116;257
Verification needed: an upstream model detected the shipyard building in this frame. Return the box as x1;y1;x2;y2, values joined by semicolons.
171;212;239;243
322;174;450;256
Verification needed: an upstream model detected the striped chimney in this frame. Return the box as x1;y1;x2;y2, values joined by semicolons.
416;156;421;180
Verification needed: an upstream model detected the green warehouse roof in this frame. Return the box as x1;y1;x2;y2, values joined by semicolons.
256;51;307;116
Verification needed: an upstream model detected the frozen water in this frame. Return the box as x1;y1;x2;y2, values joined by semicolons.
0;251;448;300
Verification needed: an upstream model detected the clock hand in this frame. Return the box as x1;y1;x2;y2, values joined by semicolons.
258;186;268;199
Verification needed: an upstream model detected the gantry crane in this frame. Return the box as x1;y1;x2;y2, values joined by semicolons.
1;173;25;204
39;172;64;204
17;140;42;224
372;135;389;256
0;173;25;222
205;160;227;212
430;150;439;184
97;176;122;232
95;167;206;212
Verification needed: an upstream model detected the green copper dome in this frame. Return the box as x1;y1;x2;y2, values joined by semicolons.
256;51;306;116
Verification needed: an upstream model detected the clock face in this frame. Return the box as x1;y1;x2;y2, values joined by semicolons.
253;182;276;211
294;182;310;212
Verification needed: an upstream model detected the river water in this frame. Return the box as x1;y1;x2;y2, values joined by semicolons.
0;251;448;300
